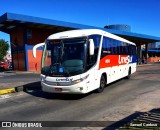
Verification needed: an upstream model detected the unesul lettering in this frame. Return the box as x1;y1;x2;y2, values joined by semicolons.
56;78;73;82
118;55;132;64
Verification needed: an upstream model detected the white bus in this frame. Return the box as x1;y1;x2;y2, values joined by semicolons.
33;29;136;94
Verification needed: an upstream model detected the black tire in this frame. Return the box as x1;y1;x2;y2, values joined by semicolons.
126;68;131;79
96;75;106;93
0;67;5;72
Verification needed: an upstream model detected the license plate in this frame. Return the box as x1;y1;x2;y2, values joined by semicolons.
55;88;62;91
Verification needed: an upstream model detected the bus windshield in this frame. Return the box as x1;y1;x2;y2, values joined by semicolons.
41;37;87;77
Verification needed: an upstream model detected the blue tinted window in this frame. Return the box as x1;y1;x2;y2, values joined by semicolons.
101;36;136;57
102;37;122;55
129;44;136;55
89;35;101;47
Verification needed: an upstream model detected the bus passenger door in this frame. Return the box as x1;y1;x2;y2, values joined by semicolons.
86;39;96;92
87;67;95;92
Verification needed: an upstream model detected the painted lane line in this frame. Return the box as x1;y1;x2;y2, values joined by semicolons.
0;93;24;101
0;94;11;100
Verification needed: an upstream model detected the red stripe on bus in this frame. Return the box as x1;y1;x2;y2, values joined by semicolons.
99;55;129;69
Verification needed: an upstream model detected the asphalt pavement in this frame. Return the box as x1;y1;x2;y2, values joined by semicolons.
0;63;160;130
0;63;154;92
0;71;41;94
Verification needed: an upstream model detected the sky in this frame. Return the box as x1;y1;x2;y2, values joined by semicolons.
0;0;160;43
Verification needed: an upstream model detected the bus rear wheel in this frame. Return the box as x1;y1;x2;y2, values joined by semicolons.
126;68;131;79
96;75;106;93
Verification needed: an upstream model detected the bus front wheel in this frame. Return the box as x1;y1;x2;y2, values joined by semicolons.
96;75;106;93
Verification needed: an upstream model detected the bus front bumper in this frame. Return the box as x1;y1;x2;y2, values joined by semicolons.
41;81;87;94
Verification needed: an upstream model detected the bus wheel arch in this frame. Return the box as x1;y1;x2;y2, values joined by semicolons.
96;73;107;93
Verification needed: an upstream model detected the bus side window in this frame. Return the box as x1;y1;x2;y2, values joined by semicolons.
117;41;121;54
124;43;129;54
120;42;128;55
119;42;122;55
101;37;111;58
129;45;132;55
130;45;136;55
101;37;107;58
133;46;137;55
113;39;118;54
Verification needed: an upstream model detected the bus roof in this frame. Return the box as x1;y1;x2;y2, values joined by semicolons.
47;29;136;45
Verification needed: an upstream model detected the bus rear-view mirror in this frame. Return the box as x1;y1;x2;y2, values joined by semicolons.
33;43;45;58
89;39;94;55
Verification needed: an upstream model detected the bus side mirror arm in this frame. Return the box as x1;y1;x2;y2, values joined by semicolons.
89;39;94;55
33;43;45;58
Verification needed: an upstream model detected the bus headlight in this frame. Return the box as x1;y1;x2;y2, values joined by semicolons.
71;74;89;85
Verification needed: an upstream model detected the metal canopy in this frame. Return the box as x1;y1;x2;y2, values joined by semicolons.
0;12;160;43
103;28;160;43
0;12;95;33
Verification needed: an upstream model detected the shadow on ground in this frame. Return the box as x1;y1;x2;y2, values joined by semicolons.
20;77;129;100
26;90;92;100
18;77;129;100
103;108;160;130
19;81;93;100
15;81;41;92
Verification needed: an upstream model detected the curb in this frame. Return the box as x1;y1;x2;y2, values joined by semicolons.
5;71;41;74
15;71;41;74
0;85;41;95
0;88;16;95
